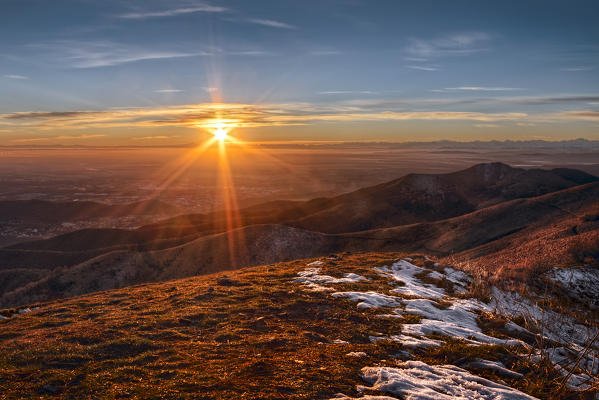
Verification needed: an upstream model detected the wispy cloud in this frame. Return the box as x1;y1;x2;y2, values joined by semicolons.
555;110;599;120
561;66;593;72
153;89;185;93
11;134;105;142
406;65;439;71
32;40;268;68
118;2;226;19
3;98;599;135
11;137;50;143
34;40;207;68
406;32;491;59
0;103;530;133
474;124;500;128
55;134;106;139
318;90;378;95
343;94;599;109
3;74;29;80
310;50;342;56
246;18;297;29
133;135;179;140
444;86;522;91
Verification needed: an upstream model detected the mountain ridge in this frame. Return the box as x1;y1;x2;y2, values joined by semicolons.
1;163;597;307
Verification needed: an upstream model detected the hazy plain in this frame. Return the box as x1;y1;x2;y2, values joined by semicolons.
1;143;598;213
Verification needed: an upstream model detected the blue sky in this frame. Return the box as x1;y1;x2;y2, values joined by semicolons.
1;0;598;144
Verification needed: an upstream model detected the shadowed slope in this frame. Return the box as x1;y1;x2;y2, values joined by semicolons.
2;183;598;308
1;163;597;307
7;162;596;252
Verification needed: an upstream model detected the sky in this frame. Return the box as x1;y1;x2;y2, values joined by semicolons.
0;0;598;145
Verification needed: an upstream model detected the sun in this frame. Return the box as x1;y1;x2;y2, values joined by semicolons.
205;120;235;143
213;126;228;142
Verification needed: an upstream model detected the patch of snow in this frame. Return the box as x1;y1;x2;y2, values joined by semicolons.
332;291;402;309
402;298;484;329
331;395;397;400
333;339;350;344
1;307;39;320
548;267;599;308
464;359;524;379
375;260;452;299
294;268;368;292
397;298;522;346
389;334;443;349
306;260;324;266
531;346;599;391
443;266;471;286
402;319;522;346
351;362;538;400
490;288;598;347
346;352;368;357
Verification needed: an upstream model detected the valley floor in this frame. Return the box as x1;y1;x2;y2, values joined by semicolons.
0;253;597;399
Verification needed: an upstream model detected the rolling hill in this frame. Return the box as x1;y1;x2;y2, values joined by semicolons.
1;162;597;307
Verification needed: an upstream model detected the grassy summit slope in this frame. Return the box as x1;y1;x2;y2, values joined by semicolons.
1;252;595;399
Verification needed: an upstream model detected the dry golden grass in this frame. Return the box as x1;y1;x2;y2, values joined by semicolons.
0;252;586;399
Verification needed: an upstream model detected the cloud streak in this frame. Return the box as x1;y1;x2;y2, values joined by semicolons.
117;2;226;19
154;89;185;93
406;65;439;71
318;91;378;95
405;32;491;59
3;74;29;80
0;102;580;132
561;66;593;72
2;97;598;136
32;40;270;68
246;18;297;29
444;86;522;91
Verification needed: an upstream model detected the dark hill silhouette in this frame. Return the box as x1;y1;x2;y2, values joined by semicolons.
7;162;596;253
1;163;597;307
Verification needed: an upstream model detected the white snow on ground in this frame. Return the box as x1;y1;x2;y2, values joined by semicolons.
294;259;599;397
530;346;599;391
492;288;599;391
491;288;598;347
294;268;368;292
306;260;324;266
548;266;599;308
399;298;523;346
332;291;402;309
443;266;471;288
402;319;522;346
374;260;448;299
0;307;39;320
335;261;522;346
343;362;538;400
332;396;396;400
463;359;524;379
370;334;442;349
